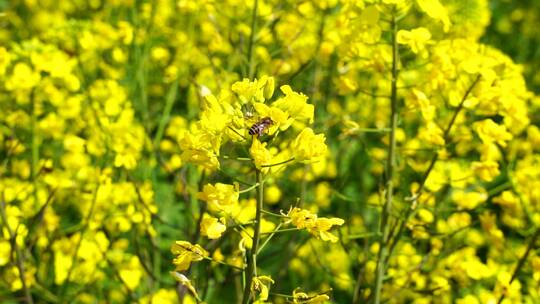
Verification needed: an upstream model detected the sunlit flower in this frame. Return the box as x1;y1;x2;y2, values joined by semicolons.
286;207;344;242
416;0;451;31
198;183;239;213
397;27;432;54
473;119;512;147
292;289;330;303
251;275;274;301
292;128;327;162
170;241;209;271
200;214;227;239
250;138;273;170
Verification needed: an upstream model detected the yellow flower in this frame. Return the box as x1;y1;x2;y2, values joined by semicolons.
292;289;330;303
407;89;435;120
200;93;235;135
289;208;317;229
197;183;239;213
114;153;137;169
473;119;512;147
231;76;274;103
314;217;346;242
200;214;227;239
250;138;273;170
0;47;11;76
179;128;221;171
252;102;289;133
456;295;480;304
0;241;11;266
272;85;314;123
472;161;500;181
251;275;274;301
292;128;327;162
492;191;519;207
118;256;143;290
286;207;344;242
416;0;451;32
479;212;504;247
452;190;488;210
397;27;432;54
5;62;41;92
419;122;445;146
337;75;358;95
265;185;282;204
140;289;179;304
170;241;208;271
315;182;332;208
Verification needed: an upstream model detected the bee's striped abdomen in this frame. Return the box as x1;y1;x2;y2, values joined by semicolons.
248;117;274;136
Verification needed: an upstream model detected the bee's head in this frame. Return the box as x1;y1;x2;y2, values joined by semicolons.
262;117;274;125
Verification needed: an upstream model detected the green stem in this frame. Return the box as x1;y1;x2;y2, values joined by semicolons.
372;12;399;304
260;209;287;218
261;158;295;168
257;223;283;255
383;74;482;269
346;232;379;240
153;78;179;150
203;256;244;271
246;0;258;79
260;227;302;235
241;170;263;304
30;89;39;182
496;227;540;304
59;184;100;302
356;128;392;133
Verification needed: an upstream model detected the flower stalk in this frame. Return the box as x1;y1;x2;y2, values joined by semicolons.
496;227;540;304
241;169;264;304
383;74;482;269
372;11;399;304
246;0;259;79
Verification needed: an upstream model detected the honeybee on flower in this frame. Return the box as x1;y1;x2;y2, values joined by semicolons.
241;103;275;137
248;117;274;136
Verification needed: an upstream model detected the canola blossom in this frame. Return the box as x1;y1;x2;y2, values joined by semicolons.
1;0;539;303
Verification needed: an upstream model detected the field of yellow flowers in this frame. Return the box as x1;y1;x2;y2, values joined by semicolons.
1;0;540;303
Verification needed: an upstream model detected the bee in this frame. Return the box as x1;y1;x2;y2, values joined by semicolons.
249;117;274;136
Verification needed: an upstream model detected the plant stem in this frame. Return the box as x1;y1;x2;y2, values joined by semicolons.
241;170;264;304
496;227;540;304
415;74;482;197
383;74;481;269
246;0;258;79
59;184;100;302
153;77;179;150
261;158;295;168
260;227;302;235
257;223;283;254
372;12;399;304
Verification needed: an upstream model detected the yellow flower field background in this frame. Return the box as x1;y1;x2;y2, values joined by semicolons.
1;0;539;303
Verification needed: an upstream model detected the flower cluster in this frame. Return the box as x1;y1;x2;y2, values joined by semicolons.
168;77;341;302
1;0;539;303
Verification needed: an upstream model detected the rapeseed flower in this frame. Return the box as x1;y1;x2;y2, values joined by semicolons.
198;183;239;213
200;214;227;239
286;207;344;242
292;128;328;162
171;241;209;271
